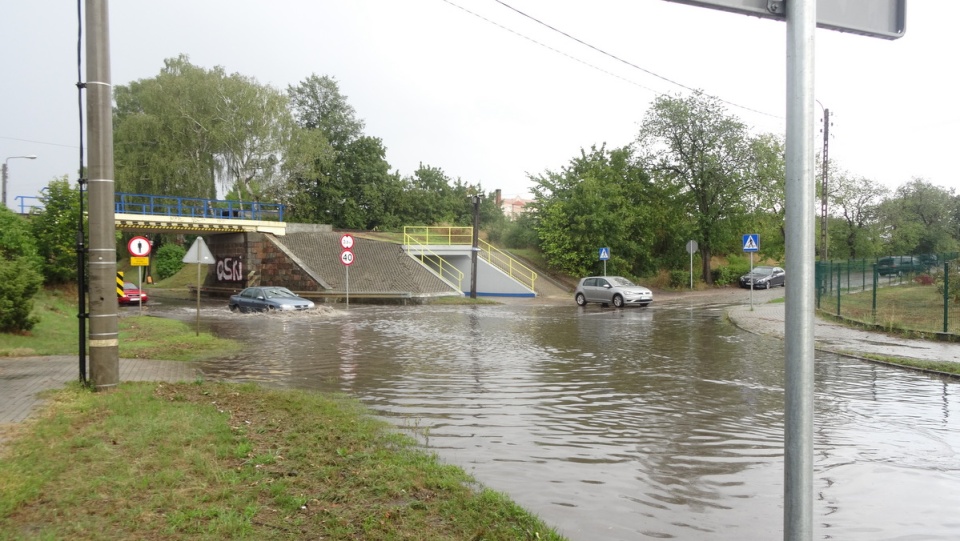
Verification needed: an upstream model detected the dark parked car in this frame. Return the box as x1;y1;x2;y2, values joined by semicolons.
877;256;924;276
739;266;785;289
574;276;653;308
118;281;148;305
229;286;315;313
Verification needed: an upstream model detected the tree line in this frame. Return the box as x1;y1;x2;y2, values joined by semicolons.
112;55;500;230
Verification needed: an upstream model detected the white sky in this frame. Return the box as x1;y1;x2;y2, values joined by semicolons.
2;1;957;211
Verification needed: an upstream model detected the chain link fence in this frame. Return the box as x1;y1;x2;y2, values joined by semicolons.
816;253;960;337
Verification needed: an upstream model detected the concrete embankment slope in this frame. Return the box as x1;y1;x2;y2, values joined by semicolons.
272;231;459;298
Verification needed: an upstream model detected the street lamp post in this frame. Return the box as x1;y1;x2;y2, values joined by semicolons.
2;155;38;208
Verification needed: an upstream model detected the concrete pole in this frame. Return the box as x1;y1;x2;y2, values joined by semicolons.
85;0;119;390
784;0;816;539
819;108;830;261
470;195;480;299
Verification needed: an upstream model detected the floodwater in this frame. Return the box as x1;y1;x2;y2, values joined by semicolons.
144;294;960;540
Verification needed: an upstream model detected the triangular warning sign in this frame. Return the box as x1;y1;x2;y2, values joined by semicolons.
182;236;215;264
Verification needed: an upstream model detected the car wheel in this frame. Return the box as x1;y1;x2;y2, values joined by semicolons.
229;304;238;312
575;293;587;306
613;294;624;308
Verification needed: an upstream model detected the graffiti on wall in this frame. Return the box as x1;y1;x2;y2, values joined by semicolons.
216;256;244;282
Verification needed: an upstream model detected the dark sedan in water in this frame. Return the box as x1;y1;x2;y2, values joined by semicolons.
738;266;785;289
228;286;315;312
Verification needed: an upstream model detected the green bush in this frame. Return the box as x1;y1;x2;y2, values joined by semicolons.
669;270;690;289
0;257;43;332
154;243;186;280
712;263;750;286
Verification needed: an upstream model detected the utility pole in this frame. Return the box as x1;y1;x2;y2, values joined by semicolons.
85;0;119;390
820;108;830;261
470;195;480;299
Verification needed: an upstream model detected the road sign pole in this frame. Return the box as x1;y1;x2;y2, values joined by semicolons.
784;1;817;538
345;265;349;309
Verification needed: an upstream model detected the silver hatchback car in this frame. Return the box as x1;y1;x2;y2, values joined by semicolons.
575;276;653;308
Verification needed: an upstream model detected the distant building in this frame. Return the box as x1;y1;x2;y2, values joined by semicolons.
496;189;532;220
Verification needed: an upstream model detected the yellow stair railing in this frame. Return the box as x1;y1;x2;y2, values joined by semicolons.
478;239;537;292
402;226;537;293
403;231;464;291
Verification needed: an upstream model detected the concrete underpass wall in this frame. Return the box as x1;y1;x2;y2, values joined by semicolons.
203;230;328;295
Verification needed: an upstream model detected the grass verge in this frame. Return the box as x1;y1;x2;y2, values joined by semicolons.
0;381;566;540
822;283;960;339
0;287;239;360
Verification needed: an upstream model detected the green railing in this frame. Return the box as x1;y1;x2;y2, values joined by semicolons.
402;226;537;292
816;252;960;336
402;232;464;291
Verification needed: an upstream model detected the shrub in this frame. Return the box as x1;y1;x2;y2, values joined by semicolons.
0;257;43;332
669;270;690;289
712;263;750;286
154;243;186;280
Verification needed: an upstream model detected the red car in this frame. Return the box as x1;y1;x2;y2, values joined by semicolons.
119;281;148;305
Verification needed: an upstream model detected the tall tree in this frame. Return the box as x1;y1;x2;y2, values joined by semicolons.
878;178;958;255
744;133;787;260
114;55;293;200
30;176;84;284
529;145;657;277
287;75;364;151
637;92;754;284
828;172;887;259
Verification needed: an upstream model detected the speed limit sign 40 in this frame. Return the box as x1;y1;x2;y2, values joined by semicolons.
340;249;355;266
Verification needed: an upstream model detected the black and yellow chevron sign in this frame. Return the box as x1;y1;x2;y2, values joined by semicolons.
116;271;124;298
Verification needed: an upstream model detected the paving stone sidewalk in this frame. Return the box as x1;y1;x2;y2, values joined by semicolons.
0;356;201;425
728;303;960;364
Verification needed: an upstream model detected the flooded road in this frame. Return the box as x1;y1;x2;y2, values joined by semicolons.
145;294;960;540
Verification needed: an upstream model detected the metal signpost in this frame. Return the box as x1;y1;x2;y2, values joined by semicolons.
662;1;904;539
182;236;214;336
599;247;610;276
743;234;760;309
340;234;355;308
127;235;151;314
685;240;698;289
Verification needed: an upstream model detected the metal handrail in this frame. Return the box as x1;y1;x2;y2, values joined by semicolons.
403;233;464;291
114;192;285;222
402;225;472;246
479;239;538;291
402;226;537;292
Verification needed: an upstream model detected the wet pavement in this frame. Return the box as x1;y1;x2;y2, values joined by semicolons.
4;288;960;540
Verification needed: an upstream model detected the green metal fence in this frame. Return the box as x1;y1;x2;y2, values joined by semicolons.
815;252;960;337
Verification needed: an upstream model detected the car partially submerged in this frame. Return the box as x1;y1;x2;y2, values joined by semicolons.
739;266;785;289
574;276;653;308
229;286;315;313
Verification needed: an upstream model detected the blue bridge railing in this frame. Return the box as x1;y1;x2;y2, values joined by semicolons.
115;193;285;222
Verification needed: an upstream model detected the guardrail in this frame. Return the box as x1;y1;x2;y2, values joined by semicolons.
115;192;285;222
402;226;537;291
402;233;464;291
479;239;537;291
402;226;472;245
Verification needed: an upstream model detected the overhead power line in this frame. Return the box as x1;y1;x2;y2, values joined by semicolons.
440;0;781;120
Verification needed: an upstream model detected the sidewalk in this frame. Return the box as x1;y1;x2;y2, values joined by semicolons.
727;302;960;364
0;356;200;426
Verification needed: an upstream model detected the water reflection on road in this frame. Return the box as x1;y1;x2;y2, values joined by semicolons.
148;294;960;540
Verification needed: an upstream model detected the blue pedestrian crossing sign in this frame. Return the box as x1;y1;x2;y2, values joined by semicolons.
599;247;611;261
742;234;759;252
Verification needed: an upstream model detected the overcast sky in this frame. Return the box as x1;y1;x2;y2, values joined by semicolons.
2;1;957;211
